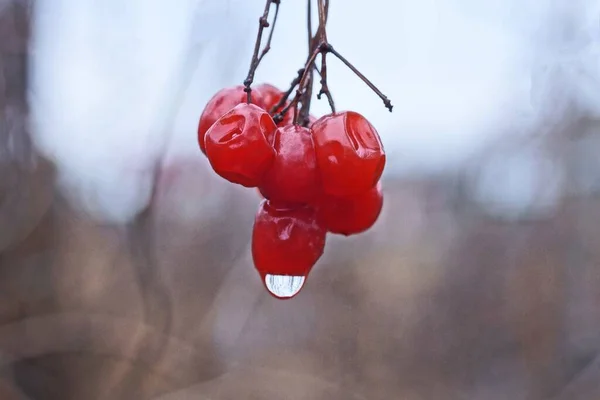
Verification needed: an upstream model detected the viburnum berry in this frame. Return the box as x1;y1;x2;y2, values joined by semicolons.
311;111;385;197
204;103;276;187
259;125;320;205
252;200;326;282
316;182;383;236
255;83;282;113
255;83;293;126
198;85;265;155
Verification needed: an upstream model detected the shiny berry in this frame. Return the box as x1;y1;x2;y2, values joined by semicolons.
259;125;320;205
311;111;385;197
252;200;326;278
255;83;293;126
255;83;282;113
204;103;276;187
317;182;383;236
198;85;265;155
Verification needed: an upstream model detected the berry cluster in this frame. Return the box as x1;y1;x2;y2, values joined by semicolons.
197;84;384;298
195;0;392;299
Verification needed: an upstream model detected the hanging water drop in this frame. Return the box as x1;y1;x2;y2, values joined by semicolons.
263;274;306;299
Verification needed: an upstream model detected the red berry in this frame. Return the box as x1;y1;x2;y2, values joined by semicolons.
311;111;385;197
255;83;282;113
259;125;320;205
254;83;293;126
252;200;326;278
204;103;276;187
317;182;383;236
198;85;265;155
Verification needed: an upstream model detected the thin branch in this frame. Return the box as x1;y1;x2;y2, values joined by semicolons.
271;68;305;121
314;65;322;77
243;0;275;103
310;0;335;113
297;0;318;125
317;0;326;29
297;63;315;125
307;0;313;49
317;51;336;113
274;44;322;123
327;44;393;112
255;0;280;67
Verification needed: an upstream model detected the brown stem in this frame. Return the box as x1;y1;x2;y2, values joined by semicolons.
274;44;321;122
317;51;336;113
297;60;315;125
243;0;276;103
327;44;393;112
255;0;280;67
317;0;327;29
297;0;319;126
271;68;305;123
307;0;313;48
309;0;335;114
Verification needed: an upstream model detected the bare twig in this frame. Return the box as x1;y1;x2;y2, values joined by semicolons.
271;68;304;122
307;0;313;49
243;0;276;103
327;44;393;112
255;0;281;67
317;50;335;113
274;44;321;123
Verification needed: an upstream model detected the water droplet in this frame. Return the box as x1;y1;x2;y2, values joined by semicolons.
264;274;306;299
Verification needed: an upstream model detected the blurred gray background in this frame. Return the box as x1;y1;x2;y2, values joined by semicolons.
2;0;600;398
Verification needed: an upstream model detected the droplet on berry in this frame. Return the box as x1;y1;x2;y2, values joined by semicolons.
262;273;306;299
252;200;326;297
317;182;383;235
204;103;276;187
259;125;320;205
198;85;265;155
311;111;385;197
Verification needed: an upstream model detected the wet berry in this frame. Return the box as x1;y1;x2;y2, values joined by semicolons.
198;85;265;155
256;83;282;113
255;83;293;126
259;125;320;205
311;111;385;197
317;182;383;236
252;200;326;279
204;103;276;187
